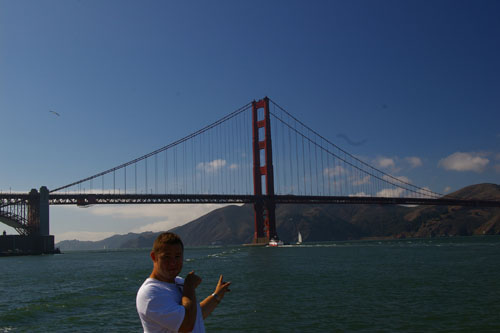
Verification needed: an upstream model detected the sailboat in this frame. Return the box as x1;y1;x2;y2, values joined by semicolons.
296;231;302;245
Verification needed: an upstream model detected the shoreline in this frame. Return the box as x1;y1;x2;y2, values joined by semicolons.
0;248;61;257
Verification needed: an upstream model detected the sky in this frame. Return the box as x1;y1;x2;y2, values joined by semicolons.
1;0;499;242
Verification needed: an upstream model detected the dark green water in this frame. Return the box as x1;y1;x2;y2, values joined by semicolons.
1;237;500;332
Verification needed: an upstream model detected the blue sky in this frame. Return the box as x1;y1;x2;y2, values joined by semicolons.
1;0;499;241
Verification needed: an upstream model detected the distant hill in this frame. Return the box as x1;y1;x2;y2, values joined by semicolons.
56;232;145;251
56;183;500;251
402;183;500;238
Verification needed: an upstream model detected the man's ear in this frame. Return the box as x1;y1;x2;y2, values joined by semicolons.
150;251;156;262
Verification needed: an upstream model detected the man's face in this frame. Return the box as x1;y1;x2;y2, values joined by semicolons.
152;243;183;283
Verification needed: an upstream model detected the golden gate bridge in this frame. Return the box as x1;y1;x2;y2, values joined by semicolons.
1;97;499;252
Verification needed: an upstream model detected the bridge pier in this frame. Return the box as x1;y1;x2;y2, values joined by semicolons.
39;186;50;236
27;186;49;236
0;186;56;255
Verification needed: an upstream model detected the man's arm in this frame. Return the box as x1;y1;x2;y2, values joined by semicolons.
178;271;201;332
200;275;231;319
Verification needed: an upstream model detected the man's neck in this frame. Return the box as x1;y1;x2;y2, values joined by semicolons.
150;271;175;283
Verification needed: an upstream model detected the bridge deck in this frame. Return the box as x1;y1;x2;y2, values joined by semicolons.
2;193;499;207
48;194;500;207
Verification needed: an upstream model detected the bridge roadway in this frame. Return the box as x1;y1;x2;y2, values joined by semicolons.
2;193;500;207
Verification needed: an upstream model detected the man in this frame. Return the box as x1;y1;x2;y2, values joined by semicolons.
136;232;231;333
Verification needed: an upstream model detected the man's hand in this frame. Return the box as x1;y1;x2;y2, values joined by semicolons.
213;275;231;301
179;271;202;332
200;274;232;319
184;271;202;290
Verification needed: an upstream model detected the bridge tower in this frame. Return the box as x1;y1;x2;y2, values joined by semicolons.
252;97;277;244
27;186;50;236
0;186;54;255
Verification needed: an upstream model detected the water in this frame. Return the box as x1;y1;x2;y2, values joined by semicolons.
1;236;500;332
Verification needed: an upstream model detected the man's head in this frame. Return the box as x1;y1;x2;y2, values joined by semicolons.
150;232;184;283
152;232;184;255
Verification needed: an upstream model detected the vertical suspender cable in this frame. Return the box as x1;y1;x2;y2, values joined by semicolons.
245;111;250;194
327;151;332;196
282;110;287;194
183;142;186;194
200;132;203;194
236;113;241;194
174;146;177;193
288;115;293;195
164;150;167;194
302;134;306;195
307;131;312;195
226;120;229;194
145;158;148;194
155;154;158;195
218;124;222;194
320;139;325;195
230;116;234;193
314;138;319;195
295;120;300;195
274;113;280;194
192;136;195;194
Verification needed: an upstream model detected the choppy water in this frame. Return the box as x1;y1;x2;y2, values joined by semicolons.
1;236;500;332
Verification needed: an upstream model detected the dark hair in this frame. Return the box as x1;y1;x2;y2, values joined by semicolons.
152;232;184;254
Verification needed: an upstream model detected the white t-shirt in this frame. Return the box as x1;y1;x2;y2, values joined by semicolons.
136;277;205;333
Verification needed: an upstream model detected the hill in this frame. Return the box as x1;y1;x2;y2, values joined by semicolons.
56;183;500;251
56;232;145;251
402;183;500;237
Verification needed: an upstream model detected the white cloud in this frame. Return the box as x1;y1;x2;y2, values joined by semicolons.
376;188;405;197
444;186;452;193
373;156;422;172
197;159;227;173
438;152;489;172
416;187;435;198
382;175;411;184
324;166;345;177
353;175;370;186
229;163;238;170
405;156;423;168
349;192;369;197
375;157;395;169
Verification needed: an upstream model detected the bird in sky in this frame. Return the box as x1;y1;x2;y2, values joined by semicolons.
49;110;60;117
337;133;367;146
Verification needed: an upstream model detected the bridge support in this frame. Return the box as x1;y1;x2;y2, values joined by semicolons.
252;97;277;244
0;186;55;255
27;186;49;236
39;186;50;236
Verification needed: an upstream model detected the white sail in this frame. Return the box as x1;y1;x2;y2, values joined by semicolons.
297;231;302;244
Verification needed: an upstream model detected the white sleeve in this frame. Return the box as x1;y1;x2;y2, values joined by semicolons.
146;299;185;332
137;283;186;332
